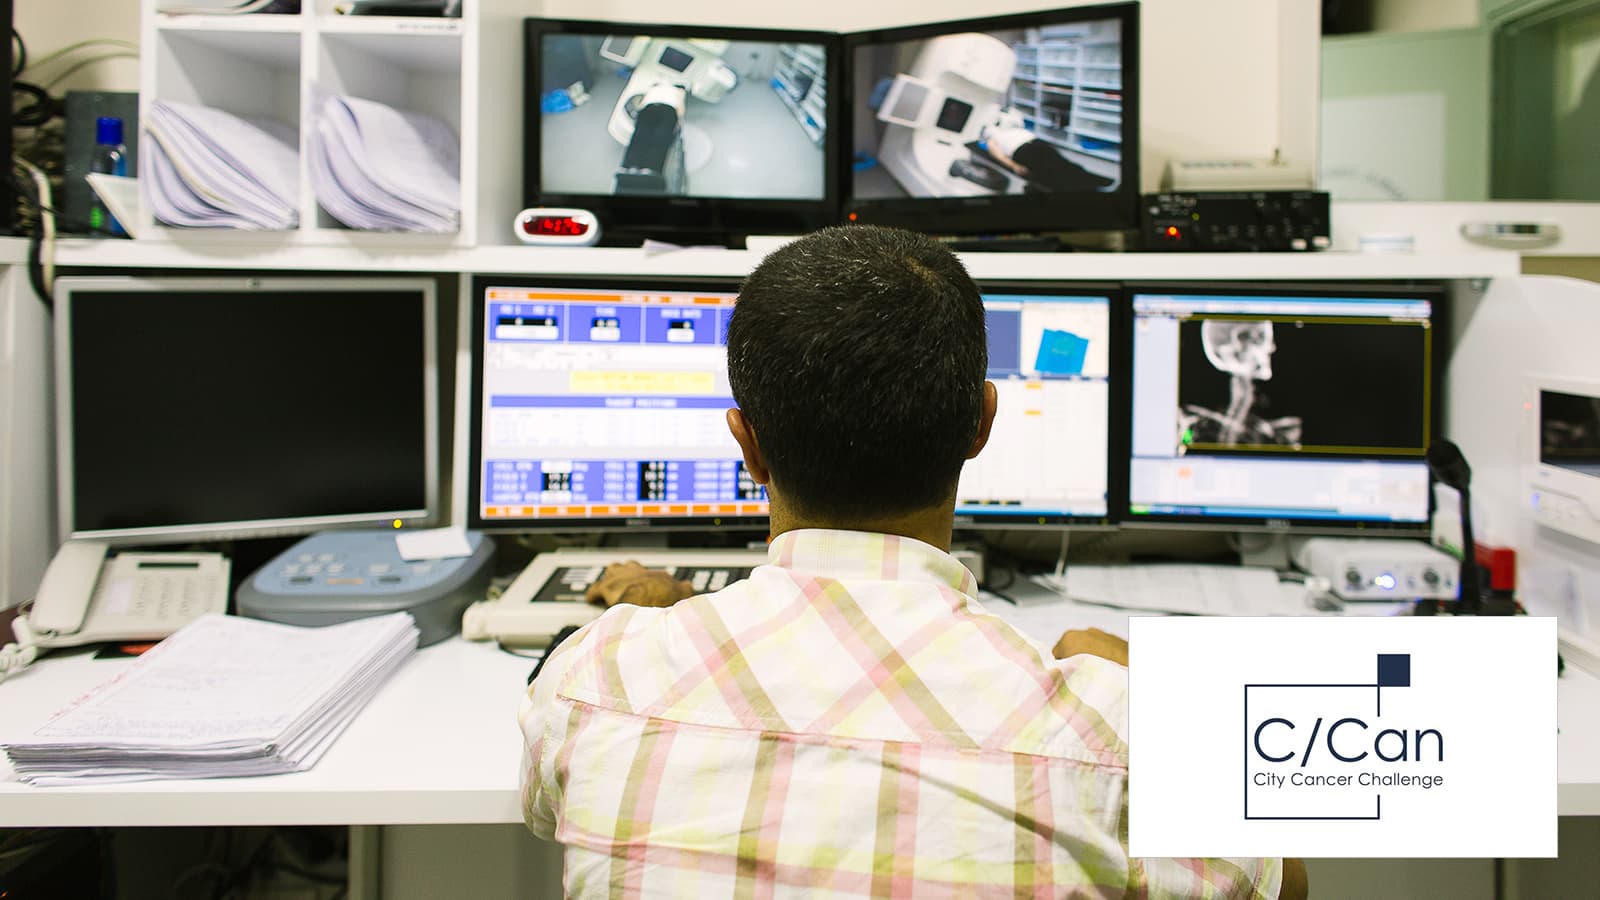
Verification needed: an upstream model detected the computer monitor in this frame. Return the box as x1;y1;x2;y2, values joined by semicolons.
844;2;1139;237
55;277;439;545
956;284;1117;527
1124;284;1444;532
466;276;766;532
524;18;840;244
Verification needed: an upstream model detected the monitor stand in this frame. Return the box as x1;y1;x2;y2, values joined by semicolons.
1235;532;1291;570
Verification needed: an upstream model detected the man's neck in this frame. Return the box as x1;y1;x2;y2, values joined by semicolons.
768;504;955;552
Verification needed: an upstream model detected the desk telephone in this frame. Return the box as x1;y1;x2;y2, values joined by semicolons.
25;541;229;645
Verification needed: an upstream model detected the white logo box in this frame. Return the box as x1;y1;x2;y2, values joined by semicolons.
1128;616;1557;858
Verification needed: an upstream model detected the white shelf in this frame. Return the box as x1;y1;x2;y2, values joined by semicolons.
153;13;304;34
139;0;478;247
47;238;1523;281
316;14;464;38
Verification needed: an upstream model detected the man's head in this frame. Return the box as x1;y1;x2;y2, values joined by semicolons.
726;226;995;531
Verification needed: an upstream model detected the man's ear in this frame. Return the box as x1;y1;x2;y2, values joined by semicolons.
726;408;771;484
967;381;999;460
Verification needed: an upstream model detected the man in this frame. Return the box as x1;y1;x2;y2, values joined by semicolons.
519;225;1306;898
979;124;1115;193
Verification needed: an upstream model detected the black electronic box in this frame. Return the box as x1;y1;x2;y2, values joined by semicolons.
1142;190;1330;252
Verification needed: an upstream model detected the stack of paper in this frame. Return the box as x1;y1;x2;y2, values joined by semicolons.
144;99;299;230
308;94;460;233
1;613;417;786
1034;564;1293;616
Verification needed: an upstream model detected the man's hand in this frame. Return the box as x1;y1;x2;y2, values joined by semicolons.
1052;627;1128;667
583;561;695;608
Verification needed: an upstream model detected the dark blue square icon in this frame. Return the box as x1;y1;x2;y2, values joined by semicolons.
1377;653;1411;687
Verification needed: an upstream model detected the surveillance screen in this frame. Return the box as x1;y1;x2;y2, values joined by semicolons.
1128;292;1437;525
851;16;1123;201
537;32;828;200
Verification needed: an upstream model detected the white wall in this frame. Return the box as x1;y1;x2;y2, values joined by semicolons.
14;0;140;93
1371;0;1479;33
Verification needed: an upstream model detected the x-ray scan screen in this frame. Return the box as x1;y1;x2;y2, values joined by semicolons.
1127;291;1436;526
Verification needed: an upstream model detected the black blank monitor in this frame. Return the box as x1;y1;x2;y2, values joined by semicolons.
56;277;438;545
1125;283;1444;532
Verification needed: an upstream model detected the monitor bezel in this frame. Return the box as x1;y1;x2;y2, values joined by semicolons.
464;273;767;534
954;280;1124;530
841;2;1141;237
1118;280;1449;536
523;17;843;246
54;276;440;546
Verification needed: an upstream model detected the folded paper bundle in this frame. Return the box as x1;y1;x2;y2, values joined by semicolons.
309;94;461;233
144;99;299;230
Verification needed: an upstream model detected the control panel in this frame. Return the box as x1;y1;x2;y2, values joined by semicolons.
1290;537;1459;602
1142;191;1331;252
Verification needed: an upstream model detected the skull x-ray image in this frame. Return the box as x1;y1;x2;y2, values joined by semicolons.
1176;317;1431;456
1177;319;1303;448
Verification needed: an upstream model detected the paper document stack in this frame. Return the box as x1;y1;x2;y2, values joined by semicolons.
144;99;299;230
1;613;418;786
1035;564;1293;616
309;94;460;232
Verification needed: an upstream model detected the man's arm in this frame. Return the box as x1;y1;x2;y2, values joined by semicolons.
517;630;589;840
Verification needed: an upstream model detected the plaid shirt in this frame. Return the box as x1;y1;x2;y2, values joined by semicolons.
520;529;1282;898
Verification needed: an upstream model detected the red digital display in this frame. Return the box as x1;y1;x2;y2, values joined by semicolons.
523;216;590;237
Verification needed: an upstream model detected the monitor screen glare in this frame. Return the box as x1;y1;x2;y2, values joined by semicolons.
537;32;829;200
1127;291;1436;526
852;14;1125;201
957;291;1111;522
476;284;767;523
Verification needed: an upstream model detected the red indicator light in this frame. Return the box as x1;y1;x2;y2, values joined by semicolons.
1166;226;1180;237
848;212;858;221
525;216;589;237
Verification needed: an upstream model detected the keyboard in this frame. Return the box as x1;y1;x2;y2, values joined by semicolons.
531;563;756;603
462;548;767;647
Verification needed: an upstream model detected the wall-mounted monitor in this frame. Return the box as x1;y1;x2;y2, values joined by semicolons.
524;18;840;244
844;2;1139;237
1123;283;1445;533
957;283;1120;527
55;277;439;545
466;276;767;532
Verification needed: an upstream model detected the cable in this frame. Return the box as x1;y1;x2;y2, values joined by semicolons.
12;81;57;127
1053;528;1071;579
13;158;56;308
0;613;42;684
19;38;138;76
39;52;140;91
12;28;26;77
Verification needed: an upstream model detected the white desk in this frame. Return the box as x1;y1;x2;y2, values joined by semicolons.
3;603;1599;826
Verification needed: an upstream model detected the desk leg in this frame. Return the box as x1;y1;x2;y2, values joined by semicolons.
348;825;382;900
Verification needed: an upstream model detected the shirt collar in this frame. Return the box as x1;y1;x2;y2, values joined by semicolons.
767;529;978;596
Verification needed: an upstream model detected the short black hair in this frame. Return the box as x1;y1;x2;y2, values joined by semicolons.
727;225;987;521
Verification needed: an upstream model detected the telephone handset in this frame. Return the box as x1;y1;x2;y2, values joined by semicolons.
28;541;231;648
